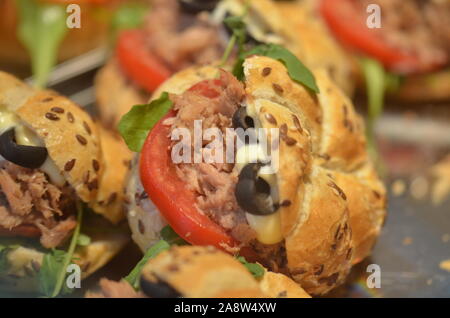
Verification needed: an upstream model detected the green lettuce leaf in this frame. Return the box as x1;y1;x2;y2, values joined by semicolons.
124;240;171;290
118;92;173;152
15;0;68;88
38;201;84;297
160;226;188;246
233;44;320;93
110;2;149;41
236;256;265;279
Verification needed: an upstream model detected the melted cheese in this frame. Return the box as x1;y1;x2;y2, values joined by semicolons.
0;109;65;186
235;143;282;244
246;212;283;245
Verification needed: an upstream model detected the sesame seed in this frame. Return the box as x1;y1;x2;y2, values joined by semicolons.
51;107;64;114
272;83;284;95
292;115;302;133
92;159;100;171
265;113;277;125
41;97;53;102
83;121;92;135
76;134;87;145
280;123;288;136
283;136;297;146
64;159;76;171
45;112;59;121
262;67;271;77
67;112;74;123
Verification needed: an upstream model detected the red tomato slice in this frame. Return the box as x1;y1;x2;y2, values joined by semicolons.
187;79;222;98
0;224;40;238
319;0;445;74
140;108;237;250
116;29;171;93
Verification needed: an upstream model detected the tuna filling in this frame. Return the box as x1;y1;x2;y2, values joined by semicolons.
0;161;76;248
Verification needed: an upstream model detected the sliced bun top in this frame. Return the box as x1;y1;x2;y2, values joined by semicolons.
16;90;102;202
0;71;128;222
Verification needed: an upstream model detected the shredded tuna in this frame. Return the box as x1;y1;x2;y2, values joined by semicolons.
170;70;248;232
86;279;145;298
36;217;77;249
0;161;76;248
143;0;224;71
358;0;450;68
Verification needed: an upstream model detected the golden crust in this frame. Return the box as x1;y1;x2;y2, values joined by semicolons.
141;245;265;298
152;63;224;100
275;0;355;96
315;69;368;171
95;59;147;129
90;126;133;224
0;71;35;110
259;271;311;298
244;56;322;150
243;55;385;294
141;245;311;298
329;163;387;263
16;91;102;203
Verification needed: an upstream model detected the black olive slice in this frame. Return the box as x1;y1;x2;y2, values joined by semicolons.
140;274;182;298
233;107;258;144
232;107;254;130
0;128;47;169
178;0;219;14
235;163;278;216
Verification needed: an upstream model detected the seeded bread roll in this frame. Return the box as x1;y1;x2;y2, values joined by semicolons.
259;271;311;298
0;71;130;294
140;245;310;298
0;71;130;222
91;126;133;224
140;245;264;298
243;55;386;294
127;56;386;295
95;59;148;129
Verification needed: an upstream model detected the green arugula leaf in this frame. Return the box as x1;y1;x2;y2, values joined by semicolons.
38;201;84;297
76;233;91;247
118;92;173;152
15;0;68;88
38;249;68;297
224;16;246;50
359;57;386;164
124;240;171;290
233;44;320;93
111;2;148;41
160;226;188;246
236;256;265;279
